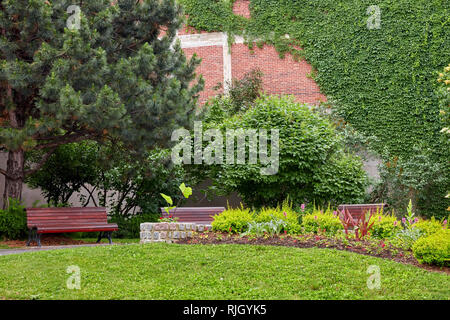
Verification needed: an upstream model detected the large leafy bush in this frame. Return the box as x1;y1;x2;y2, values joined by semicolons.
26;141;99;205
199;95;368;207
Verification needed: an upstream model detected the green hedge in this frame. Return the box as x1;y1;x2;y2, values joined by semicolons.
301;208;343;235
0;199;27;240
412;229;450;266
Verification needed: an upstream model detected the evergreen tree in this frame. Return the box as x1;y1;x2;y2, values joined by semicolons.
0;0;203;205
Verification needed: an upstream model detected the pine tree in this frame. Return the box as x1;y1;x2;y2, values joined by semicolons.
0;0;203;205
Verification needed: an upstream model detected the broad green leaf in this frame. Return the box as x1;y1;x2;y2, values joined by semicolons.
160;193;173;206
179;183;193;199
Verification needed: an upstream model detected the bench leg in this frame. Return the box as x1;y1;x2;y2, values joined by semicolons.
106;231;112;245
26;228;32;246
27;228;40;246
96;231;104;243
36;233;41;247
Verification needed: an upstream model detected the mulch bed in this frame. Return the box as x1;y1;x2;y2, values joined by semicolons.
0;235;92;248
177;232;450;275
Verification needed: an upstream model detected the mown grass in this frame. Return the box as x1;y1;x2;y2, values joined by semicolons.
77;238;140;244
0;243;448;300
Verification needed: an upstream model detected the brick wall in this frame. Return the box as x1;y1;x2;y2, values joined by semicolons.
231;43;326;104
233;0;251;18
177;0;327;105
183;46;224;104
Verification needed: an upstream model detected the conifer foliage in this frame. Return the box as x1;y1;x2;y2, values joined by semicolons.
0;0;203;205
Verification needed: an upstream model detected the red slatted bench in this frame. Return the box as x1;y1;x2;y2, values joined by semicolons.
337;203;388;223
160;207;225;224
26;207;118;247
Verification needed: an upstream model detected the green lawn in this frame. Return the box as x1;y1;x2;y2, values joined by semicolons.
77;238;140;244
0;243;448;300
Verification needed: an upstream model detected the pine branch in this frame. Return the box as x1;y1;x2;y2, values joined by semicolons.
33;132;92;150
24;146;57;177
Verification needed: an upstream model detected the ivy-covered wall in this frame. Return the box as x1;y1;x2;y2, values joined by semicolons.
178;0;450;216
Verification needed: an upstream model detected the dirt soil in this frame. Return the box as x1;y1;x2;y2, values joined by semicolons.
0;235;93;248
177;232;450;275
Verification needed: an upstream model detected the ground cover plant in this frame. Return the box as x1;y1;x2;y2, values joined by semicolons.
0;243;448;299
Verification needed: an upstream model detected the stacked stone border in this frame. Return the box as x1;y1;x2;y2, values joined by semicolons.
140;222;212;243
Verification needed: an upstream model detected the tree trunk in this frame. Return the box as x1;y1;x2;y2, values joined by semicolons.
3;149;25;208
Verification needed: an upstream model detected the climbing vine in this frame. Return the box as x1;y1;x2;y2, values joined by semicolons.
177;0;450;216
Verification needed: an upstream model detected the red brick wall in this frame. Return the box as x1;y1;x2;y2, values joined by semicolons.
169;0;326;105
183;46;224;104
231;43;326;104
233;0;251;18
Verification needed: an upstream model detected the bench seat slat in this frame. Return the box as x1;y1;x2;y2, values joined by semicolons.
36;225;118;234
28;222;111;227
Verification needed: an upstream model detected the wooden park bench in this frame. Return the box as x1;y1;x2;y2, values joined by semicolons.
26;207;119;247
337;203;388;223
160;207;225;224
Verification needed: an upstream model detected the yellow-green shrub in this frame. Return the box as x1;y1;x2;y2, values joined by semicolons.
413;218;446;237
370;214;401;239
211;207;254;233
301;208;343;235
253;199;302;234
412;229;450;266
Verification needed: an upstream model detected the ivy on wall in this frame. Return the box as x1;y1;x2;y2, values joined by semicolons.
177;0;450;216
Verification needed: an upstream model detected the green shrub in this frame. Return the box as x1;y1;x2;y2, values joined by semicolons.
211;206;254;233
412;229;450;266
301;208;343;235
370;214;401;239
413;218;447;237
109;213;160;239
0;199;27;240
254;201;301;234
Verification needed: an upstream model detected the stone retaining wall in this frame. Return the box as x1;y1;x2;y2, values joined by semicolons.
140;222;212;243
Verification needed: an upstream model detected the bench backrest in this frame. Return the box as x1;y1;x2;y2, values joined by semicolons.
26;207;109;229
160;207;225;223
337;203;387;220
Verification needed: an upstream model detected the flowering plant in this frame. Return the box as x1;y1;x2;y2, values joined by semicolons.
159;215;179;223
401;199;418;229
